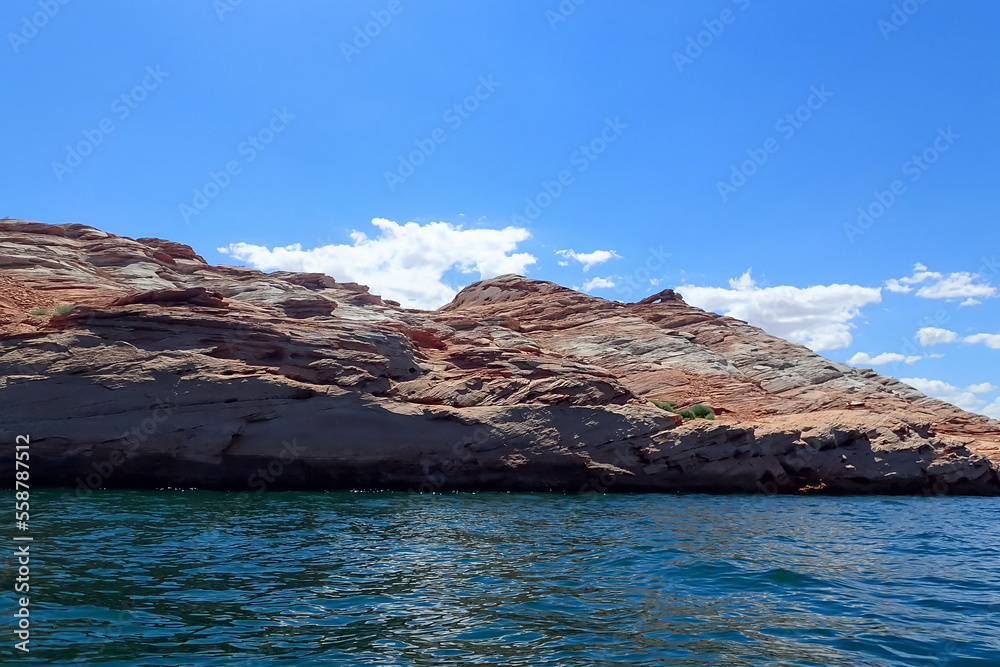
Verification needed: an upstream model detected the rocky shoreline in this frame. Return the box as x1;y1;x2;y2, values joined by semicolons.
1;219;998;494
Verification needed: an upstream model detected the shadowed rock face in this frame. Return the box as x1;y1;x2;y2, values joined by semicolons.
1;219;998;495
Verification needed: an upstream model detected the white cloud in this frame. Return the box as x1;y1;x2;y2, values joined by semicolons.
918;274;997;299
901;377;995;413
848;352;921;366
917;327;958;346
582;276;615;291
964;333;1000;349
884;279;912;293
219;218;536;310
728;270;756;290
961;298;981;307
887;263;996;301
983;398;1000;420
885;263;940;292
555;249;620;271
677;269;882;351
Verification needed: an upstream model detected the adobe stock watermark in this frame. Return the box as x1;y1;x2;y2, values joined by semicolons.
509;116;628;224
545;0;587;31
882;253;996;376
878;0;932;41
51;65;169;182
88;598;140;662
384;75;501;192
716;84;833;202
178;106;295;223
411;428;489;493
579;444;636;493
247;439;306;491
672;0;751;73
214;0;244;21
844;126;958;243
754;434;824;495
975;253;999;284
881;306;951;378
73;397;176;496
340;0;406;63
7;0;71;54
614;245;671;302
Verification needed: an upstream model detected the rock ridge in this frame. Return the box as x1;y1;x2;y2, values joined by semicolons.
1;219;998;494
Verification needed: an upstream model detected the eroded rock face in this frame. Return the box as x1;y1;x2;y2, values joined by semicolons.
1;219;998;494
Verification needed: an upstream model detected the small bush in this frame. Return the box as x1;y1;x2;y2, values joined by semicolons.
54;304;76;315
29;308;48;316
651;400;716;421
688;403;716;420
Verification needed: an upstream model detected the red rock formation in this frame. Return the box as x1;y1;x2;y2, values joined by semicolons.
1;219;998;494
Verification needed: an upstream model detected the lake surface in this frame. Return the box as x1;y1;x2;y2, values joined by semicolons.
5;491;1000;665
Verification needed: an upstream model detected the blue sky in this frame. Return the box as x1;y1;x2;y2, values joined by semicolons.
2;0;998;417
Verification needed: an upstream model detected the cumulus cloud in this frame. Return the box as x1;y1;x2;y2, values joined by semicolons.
885;262;936;293
884;280;911;293
983;397;1000;420
729;270;756;290
919;274;997;299
917;327;958;346
582;276;615;291
886;263;996;301
555;249;620;271
900;377;996;413
964;333;1000;349
848;352;921;366
677;270;882;351
219;218;536;310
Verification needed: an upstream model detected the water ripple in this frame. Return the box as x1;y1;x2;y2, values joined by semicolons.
3;492;998;665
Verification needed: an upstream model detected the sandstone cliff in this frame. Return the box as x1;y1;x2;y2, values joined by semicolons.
1;219;998;494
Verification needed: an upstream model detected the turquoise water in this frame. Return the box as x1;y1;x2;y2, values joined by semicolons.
4;492;999;665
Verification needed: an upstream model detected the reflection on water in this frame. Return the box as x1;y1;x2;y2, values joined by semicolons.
4;491;999;665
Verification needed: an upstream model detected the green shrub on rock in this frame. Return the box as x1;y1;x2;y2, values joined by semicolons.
29;308;48;316
650;400;716;421
689;403;716;420
54;304;76;315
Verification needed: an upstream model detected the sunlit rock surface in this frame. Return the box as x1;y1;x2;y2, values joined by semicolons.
1;219;998;494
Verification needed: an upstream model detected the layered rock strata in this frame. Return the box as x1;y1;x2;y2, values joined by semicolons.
1;219;998;494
